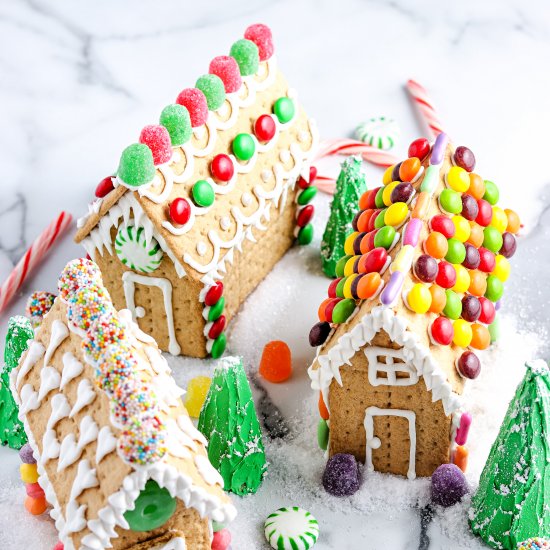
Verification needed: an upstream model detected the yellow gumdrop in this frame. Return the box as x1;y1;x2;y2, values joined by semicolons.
490;206;508;234
453;319;473;347
384;202;409;227
452;215;471;243
406;283;432;314
452;264;471;293
447;166;470;192
382;166;394;185
20;463;38;484
382;181;400;206
344;232;359;256
185;376;212;418
493;255;511;282
343;274;358;298
344;256;358;277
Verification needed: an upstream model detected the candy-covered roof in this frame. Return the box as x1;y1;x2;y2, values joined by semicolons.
309;134;520;405
75;24;318;285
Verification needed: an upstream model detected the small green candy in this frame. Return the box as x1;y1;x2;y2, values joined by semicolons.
195;74;226;111
375;187;386;209
483;226;503;254
489;315;500;343
208;296;225;322
192;180;215;208
483;180;500;205
445;238;466;264
211;333;227;359
336;277;347;298
374;208;388;229
374;225;396;250
443;289;462;320
212;521;225;533
230;38;259;76
117;143;156;187
439;189;462;214
298;223;314;245
485;275;504;302
232;133;255;161
124;480;176;532
335;255;352;278
159;104;192;146
317;419;329;451
273;97;295;124
332;298;356;324
297;186;317;206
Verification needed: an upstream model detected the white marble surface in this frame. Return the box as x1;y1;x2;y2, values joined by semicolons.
0;0;549;548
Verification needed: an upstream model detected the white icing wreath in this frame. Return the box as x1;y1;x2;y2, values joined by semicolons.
115;222;163;273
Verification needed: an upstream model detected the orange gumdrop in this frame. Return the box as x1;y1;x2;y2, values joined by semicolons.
454;445;469;473
259;340;292;383
470;323;490;350
318;298;332;322
468;270;487;297
467;223;484;248
318;393;329;420
399;157;421;182
468;173;485;200
429;285;446;314
25;496;47;516
504;209;521;234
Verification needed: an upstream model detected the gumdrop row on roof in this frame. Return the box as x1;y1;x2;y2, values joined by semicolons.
310;134;520;382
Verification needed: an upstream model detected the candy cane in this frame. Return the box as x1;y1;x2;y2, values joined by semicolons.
406;79;445;138
0;211;73;314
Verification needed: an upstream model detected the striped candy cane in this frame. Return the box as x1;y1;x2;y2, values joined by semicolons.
0;211;73;314
406;79;445;138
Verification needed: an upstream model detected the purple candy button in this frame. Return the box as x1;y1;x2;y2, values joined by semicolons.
403;218;422;247
430;133;449;166
381;271;405;305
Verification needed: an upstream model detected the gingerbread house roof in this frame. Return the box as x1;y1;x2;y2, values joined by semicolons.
12;259;236;550
309;134;519;417
75;24;318;287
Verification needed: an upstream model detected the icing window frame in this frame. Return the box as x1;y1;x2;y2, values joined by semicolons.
364;347;419;387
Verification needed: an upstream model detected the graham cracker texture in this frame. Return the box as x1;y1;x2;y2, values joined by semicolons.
14;298;230;549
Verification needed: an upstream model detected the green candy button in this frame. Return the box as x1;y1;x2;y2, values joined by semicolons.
297;186;317;206
483;180;500;205
192;180;215;207
297;223;314;245
439;188;462;214
443;289;462;320
273;97;295;124
374;225;396;250
232;133;256;161
445;238;466;264
375;187;385;209
332;298;356;324
318;419;329;451
208;296;225;322
211;332;226;359
485;275;504;302
124;480;176;532
335;255;352;278
374;208;387;229
483;226;503;254
335;277;347;298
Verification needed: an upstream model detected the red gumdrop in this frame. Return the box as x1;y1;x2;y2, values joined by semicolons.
476;199;493;227
209;56;242;93
478;297;496;324
169;198;191;225
297;204;314;227
211;154;234;183
328;278;341;298
211;528;232;550
430;316;453;345
244;23;274;61
95;176;114;198
436;261;457;289
408;138;430;160
208;315;226;340
254;114;276;142
430;215;455;239
139;124;172;165
175;88;208;127
205;281;224;306
478;247;496;273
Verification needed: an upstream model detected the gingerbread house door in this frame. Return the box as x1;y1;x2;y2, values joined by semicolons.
121;271;181;355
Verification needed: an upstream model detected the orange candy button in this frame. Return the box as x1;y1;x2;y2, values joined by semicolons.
318;393;329;420
454;445;469;473
356;272;381;299
259;340;292;383
318;298;332;322
467;224;484;248
399;157;421;182
468;173;485;200
504;208;521;234
470;323;490;350
429;285;446;314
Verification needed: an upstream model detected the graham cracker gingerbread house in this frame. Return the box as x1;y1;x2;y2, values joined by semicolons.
308;134;520;479
74;24;318;359
11;259;236;550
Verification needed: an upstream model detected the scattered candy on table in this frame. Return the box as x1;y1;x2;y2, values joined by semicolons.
259;340;292;383
264;507;319;550
19;443;47;515
431;463;469;507
517;539;550;550
211;528;232;550
355;116;399;150
184;376;212;418
322;453;361;496
25;290;56;328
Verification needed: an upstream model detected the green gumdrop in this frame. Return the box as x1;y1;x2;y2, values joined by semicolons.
297;186;317;206
443;290;462;320
439;189;462;214
211;333;227;359
273;97;295;124
117;143;156;187
124;480;176;531
375;187;385;208
374;209;387;229
297;223;314;245
483;226;503;254
192;179;215;208
445;238;466;264
160;104;192;146
488;315;500;343
485;275;504;302
230;38;259;76
195;74;226;111
332;298;356;324
318;419;329;451
483;180;500;205
335;278;347;298
335;255;352;278
208;296;225;322
232;133;255;161
374;225;396;249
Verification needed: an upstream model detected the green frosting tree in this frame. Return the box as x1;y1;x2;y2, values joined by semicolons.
198;356;267;495
0;316;34;449
320;156;366;278
469;360;550;548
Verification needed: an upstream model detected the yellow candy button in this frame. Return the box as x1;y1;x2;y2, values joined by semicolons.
344;232;359;256
452;264;471;294
392;245;414;273
384;202;409;227
490;206;508;234
382;166;394;185
343;274;358;298
406;283;432;314
382;182;400;206
20;463;38;484
344;256;358;277
453;319;473;347
447;166;470;193
493;255;510;282
452;215;471;243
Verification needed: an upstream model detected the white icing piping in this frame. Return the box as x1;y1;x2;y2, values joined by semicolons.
308;306;463;417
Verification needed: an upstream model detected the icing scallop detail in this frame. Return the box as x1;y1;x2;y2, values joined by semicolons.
114;222;163;273
244;24;274;61
209;56;242;93
175;88;209;128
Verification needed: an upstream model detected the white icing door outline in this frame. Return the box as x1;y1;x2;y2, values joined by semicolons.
364;406;417;480
364;346;419;387
122;271;181;355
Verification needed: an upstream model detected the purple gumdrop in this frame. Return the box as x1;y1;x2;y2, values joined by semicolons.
19;443;36;464
322;453;361;496
431;463;469;507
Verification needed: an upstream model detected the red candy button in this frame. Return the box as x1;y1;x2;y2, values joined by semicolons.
298;166;318;189
208;315;226;339
476;199;493;227
408;138;430;160
254;114;276;142
169;198;191;225
358;247;388;274
436;261;457;289
478;297;496;324
478;247;496;273
211;154;234;183
430;215;456;239
95;176;114;198
297;205;314;228
430;316;453;345
204;281;224;306
328;278;342;298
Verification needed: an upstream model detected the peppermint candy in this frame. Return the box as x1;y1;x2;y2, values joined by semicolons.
115;223;163;273
355;116;399;150
264;507;319;550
